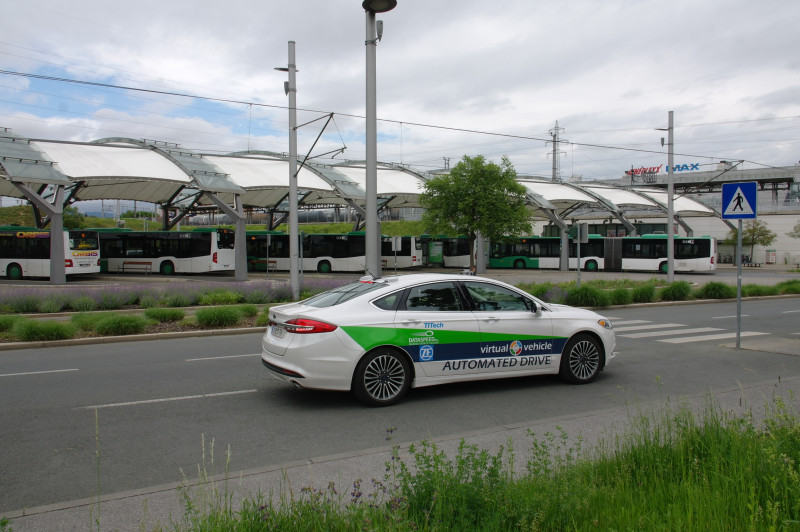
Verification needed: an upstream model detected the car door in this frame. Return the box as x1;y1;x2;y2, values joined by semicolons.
461;280;558;375
394;281;482;377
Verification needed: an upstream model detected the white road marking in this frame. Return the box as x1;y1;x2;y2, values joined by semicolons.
783;310;800;314
614;323;685;332
659;331;770;344
79;389;258;410
619;327;723;338
609;320;651;326
713;315;749;319
186;353;261;362
0;368;79;378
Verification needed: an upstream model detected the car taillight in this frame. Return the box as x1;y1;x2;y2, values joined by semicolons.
65;259;73;267
213;252;218;263
711;256;715;264
283;319;337;334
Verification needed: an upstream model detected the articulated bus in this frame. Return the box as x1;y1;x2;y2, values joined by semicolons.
0;227;101;279
487;234;716;273
93;228;235;274
245;231;422;273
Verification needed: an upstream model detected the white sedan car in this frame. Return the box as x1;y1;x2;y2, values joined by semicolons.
262;273;616;406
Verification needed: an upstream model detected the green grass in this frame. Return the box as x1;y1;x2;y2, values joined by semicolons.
169;397;800;531
195;306;242;328
144;307;186;323
94;314;149;336
12;319;76;341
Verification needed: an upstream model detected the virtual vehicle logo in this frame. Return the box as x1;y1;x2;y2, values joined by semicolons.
509;340;523;356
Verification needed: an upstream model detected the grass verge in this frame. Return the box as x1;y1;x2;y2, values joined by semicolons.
167;396;800;530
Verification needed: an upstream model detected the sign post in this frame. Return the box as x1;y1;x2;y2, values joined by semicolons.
721;182;757;348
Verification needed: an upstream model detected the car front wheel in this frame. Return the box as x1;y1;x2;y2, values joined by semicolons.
559;333;602;384
353;349;410;406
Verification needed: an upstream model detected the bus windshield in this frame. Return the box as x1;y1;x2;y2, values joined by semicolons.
69;232;99;251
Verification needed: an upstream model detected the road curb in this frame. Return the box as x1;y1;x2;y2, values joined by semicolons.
0;326;267;351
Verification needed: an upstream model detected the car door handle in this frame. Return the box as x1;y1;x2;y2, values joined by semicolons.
481;316;500;321
401;319;422;325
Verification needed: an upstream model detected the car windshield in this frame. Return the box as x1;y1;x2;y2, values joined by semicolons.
303;280;387;308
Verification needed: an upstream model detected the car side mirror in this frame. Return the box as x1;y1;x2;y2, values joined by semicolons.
529;300;541;316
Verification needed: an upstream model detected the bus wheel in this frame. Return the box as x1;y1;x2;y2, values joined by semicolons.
513;259;525;269
585;260;598;272
160;261;175;275
658;261;668;274
7;263;23;280
317;261;331;274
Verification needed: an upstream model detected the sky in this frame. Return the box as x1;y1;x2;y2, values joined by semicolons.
1;0;800;190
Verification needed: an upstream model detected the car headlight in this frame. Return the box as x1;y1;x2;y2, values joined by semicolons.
598;319;613;330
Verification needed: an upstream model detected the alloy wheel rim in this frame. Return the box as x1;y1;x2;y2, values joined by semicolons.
569;340;600;380
364;354;405;401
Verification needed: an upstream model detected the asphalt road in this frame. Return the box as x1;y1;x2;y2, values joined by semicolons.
1;296;799;515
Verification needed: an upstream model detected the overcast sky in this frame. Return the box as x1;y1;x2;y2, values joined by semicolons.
2;0;799;184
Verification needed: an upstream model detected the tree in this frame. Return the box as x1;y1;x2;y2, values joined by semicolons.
420;155;531;269
787;221;800;239
62;206;86;229
723;219;777;259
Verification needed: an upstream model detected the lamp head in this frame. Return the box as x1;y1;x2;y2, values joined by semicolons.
362;0;397;13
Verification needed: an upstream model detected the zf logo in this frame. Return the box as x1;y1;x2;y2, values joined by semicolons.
419;344;434;361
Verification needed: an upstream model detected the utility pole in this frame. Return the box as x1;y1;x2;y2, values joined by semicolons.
666;111;675;283
549;120;567;183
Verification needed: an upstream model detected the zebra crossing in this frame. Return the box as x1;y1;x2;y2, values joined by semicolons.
607;318;770;344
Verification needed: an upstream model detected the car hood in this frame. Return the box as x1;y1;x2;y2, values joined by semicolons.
547;303;603;318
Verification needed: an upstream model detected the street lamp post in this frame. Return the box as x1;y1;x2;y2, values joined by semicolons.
276;41;300;300
657;111;675;283
666;111;675;283
363;0;396;279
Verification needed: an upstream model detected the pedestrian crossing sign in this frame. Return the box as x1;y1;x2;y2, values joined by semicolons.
721;182;757;219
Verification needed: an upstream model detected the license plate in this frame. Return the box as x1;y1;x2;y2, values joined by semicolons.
270;325;285;338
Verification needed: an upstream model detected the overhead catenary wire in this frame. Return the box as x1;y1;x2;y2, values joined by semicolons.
0;69;792;170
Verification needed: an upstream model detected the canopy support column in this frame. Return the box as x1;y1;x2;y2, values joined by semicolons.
12;182;66;284
205;192;247;282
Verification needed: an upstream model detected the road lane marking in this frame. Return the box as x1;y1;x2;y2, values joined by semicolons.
613;323;685;332
783;310;800;314
608;320;651;326
79;389;258;410
0;369;79;378
713;315;749;319
659;331;769;344
619;327;722;338
186;353;261;362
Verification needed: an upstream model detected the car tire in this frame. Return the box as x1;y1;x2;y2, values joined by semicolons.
585;260;598;272
160;261;175;275
558;333;602;384
658;261;668;274
317;260;331;273
513;259;525;269
352;349;411;407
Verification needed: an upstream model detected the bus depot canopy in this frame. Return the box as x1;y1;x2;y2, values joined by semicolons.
1;127;721;227
203;154;339;208
0;130;72;196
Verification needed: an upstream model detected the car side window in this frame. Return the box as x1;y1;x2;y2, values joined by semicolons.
463;281;531;311
404;282;462;311
373;291;401;311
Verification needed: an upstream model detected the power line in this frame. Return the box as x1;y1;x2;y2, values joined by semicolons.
0;69;788;168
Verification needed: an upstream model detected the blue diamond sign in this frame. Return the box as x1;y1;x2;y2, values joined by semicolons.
721;182;757;220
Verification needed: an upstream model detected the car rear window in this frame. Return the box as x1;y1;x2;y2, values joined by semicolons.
303;281;387;308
